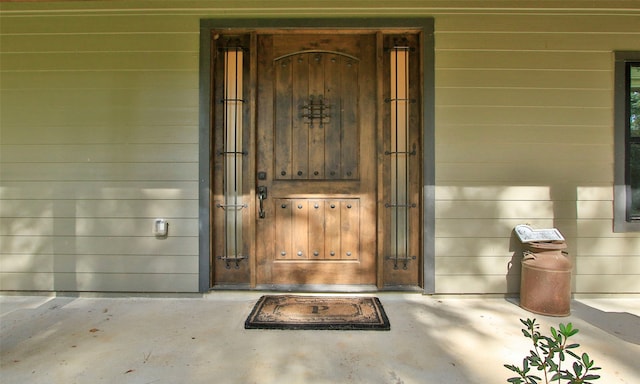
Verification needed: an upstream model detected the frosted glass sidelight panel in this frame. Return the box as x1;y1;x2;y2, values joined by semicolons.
222;49;245;266
389;47;410;269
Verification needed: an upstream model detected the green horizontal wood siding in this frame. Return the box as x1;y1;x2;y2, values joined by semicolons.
1;1;639;294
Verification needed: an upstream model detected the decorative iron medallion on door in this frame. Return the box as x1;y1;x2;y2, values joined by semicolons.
301;94;331;128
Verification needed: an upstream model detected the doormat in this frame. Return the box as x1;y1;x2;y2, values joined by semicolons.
245;295;390;330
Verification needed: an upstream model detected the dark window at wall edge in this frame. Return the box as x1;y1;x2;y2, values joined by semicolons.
614;51;640;232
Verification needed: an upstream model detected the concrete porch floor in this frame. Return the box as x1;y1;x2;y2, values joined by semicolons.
1;292;638;384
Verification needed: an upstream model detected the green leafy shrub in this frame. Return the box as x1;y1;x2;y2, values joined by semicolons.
505;318;601;384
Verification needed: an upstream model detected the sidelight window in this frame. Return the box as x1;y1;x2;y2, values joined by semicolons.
216;45;248;268
386;43;417;270
614;52;640;232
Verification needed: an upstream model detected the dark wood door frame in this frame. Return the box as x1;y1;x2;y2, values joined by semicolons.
198;18;435;293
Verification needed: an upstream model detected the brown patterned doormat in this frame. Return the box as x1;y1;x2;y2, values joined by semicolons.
245;295;390;330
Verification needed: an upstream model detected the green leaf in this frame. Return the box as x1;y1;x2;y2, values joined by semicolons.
559;372;573;380
573;361;583;376
562;323;579;338
566;350;580;361
529;375;542;383
504;364;519;372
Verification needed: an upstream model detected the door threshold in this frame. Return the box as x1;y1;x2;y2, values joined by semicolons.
255;284;379;293
209;284;424;293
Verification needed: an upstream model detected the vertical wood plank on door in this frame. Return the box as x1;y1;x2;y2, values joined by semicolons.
341;200;360;260
308;200;325;260
325;200;341;260
292;54;309;179
309;53;326;179
275;57;292;180
292;199;309;259
342;56;359;179
325;54;341;180
275;199;292;260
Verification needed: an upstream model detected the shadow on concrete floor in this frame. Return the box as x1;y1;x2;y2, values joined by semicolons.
571;301;640;345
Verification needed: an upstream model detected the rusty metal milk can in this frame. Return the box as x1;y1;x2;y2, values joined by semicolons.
520;241;572;316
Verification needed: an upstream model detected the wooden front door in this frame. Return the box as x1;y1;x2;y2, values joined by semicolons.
210;29;423;290
255;33;377;286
